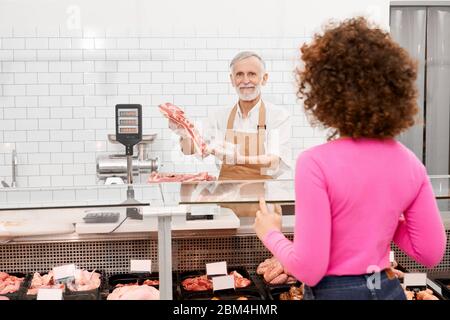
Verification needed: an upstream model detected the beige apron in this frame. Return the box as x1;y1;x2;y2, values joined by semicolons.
218;101;272;217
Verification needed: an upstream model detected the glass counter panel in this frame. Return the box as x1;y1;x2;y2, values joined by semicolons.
429;175;450;199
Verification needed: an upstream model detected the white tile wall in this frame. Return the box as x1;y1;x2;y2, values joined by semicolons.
0;29;329;188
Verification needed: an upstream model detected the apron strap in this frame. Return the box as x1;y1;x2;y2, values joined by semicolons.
257;101;266;155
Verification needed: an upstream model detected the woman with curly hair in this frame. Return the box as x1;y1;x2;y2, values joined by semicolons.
253;17;446;300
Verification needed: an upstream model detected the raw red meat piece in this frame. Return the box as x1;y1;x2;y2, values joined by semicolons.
159;102;208;156
148;171;215;183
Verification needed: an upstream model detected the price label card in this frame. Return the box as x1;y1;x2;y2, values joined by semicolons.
52;264;76;283
130;260;152;273
426;278;442;296
404;273;427;287
206;261;227;276
37;288;63;300
212;275;235;291
389;251;395;263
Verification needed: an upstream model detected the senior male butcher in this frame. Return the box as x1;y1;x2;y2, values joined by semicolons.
168;51;292;216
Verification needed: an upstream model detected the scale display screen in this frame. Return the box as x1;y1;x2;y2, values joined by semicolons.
115;104;142;155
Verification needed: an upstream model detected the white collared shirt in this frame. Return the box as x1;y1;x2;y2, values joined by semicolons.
201;99;292;178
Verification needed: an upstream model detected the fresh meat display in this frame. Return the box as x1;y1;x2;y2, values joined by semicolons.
257;257;297;285
159;102;208;156
404;288;439;300
27;271;65;295
182;271;252;291
279;285;304;300
0;272;24;295
148;171;215;183
0;296;10;300
66;269;101;292
107;284;160;300
115;279;159;288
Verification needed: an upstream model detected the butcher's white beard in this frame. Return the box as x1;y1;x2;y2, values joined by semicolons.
236;84;261;101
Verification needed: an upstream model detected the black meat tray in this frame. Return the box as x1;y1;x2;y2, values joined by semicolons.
64;270;103;300
0;272;29;300
182;289;263;300
404;285;446;300
178;267;260;299
434;278;450;299
267;285;304;301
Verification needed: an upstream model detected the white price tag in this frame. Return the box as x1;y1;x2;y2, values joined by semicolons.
206;261;227;276
130;260;152;273
37;288;63;300
404;273;427;287
52;264;76;282
389;251;395;263
426;278;442;296
212;275;235;291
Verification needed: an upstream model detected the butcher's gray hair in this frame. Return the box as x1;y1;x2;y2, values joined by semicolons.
229;51;266;73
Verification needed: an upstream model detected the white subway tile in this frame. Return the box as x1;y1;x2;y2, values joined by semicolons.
51;175;74;187
4;131;26;142
173;95;196;106
38;73;60;84
216;49;237;60
217;72;230;83
207;61;228;72
49;38;71;49
2;39;25;49
49;61;71;72
84;141;107;152
74;152;95;164
52;189;76;201
85;96;107;106
63;164;85;175
49;130;73;141
37;50;60;61
72;61;94;72
74;175;96;186
61;72;83;84
0;120;15;130
62;119;84;129
197;95;218;106
28;176;51;187
151;49;173;61
6;190;30;203
84;118;106;129
129;72;151;83
140;84;162;95
95;38;117;49
152;72;173;83
207;83;229;94
59;28;82;38
38;96;60;107
106;72;129;83
25;38;48;49
0;27;13;37
73;130;95;141
84;72;106;84
26;61;48;72
28;153;50;164
162;61;184;72
140;61;162;72
27;108;50;119
39;142;62;153
3;84;26;96
51;153;73;164
118;84;140;95
83;49;106;60
174;49;195;60
195;72;218;83
15;97;38;108
61;96;83;107
49;84;72;95
107;95;129;106
184;39;207;49
95;129;111;140
95;61;117;72
2;61;25;72
106;50;128;60
173;72;196;83
26;84;49;96
196;49;218;60
163;84;184;94
151;117;168;129
293;127;314;138
118;61;140;72
73;84;95;95
38;119;61;130
0;73;14;84
117;38;139;49
185;61;206;72
16;119;38;130
83;27;105;38
71;38;94;49
0;50;13;60
15;142;38;153
27;130;49;142
60;50;83;61
185;84;206;95
14;50;37;61
0;96;15;108
62;141;84;152
95;84;117;95
140;38;162;49
4;108;26;119
95;106;113;118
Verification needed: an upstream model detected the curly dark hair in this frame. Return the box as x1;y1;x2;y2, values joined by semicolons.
296;17;419;140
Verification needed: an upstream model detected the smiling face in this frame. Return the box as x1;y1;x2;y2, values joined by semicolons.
230;56;268;101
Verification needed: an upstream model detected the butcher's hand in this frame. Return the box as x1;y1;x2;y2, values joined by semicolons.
168;119;189;138
253;197;282;242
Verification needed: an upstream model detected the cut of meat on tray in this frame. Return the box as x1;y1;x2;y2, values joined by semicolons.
148;171;216;183
67;269;101;292
159;102;208;156
182;271;251;291
27;271;65;295
0;272;24;295
107;284;160;300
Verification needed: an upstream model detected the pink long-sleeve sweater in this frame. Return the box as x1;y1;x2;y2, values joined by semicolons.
263;138;447;287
